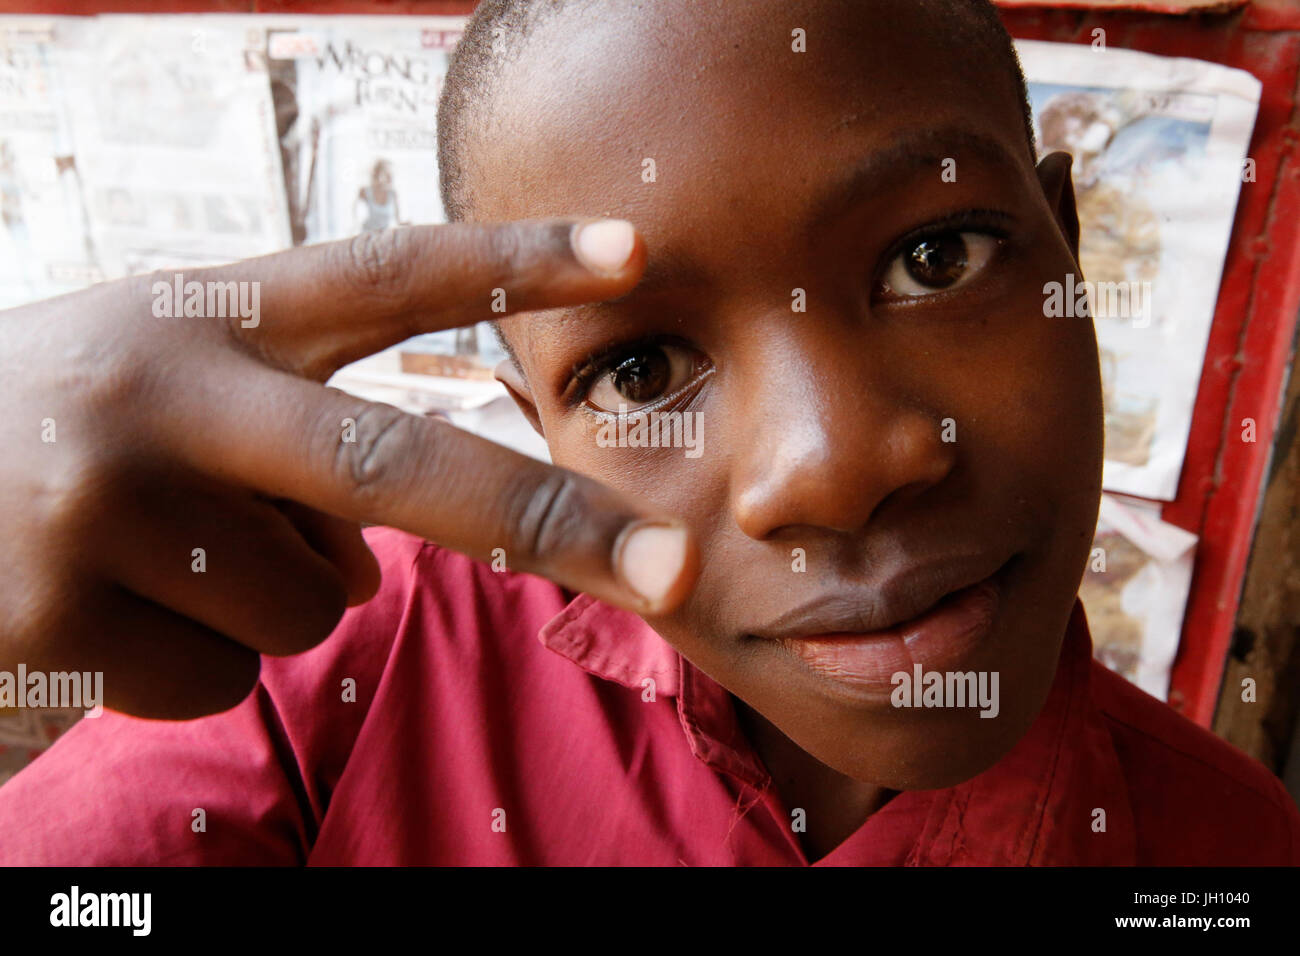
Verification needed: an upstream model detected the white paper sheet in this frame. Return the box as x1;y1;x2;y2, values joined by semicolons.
0;17;104;308
53;15;291;277
1019;39;1261;501
1079;493;1198;700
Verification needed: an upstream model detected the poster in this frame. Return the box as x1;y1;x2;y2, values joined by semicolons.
55;15;291;278
0;17;102;308
1080;493;1198;700
1019;39;1261;501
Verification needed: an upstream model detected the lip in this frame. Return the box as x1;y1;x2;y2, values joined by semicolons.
752;557;1012;698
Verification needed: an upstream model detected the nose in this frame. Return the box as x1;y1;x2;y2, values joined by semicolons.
729;327;956;541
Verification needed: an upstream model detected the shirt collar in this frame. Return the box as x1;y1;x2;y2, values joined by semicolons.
908;601;1137;865
536;593;770;788
536;592;682;696
538;595;1136;865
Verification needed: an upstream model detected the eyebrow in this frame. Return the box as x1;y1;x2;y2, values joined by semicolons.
807;125;1029;229
605;125;1029;306
612;244;708;301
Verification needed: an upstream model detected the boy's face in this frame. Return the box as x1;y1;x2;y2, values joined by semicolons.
470;0;1103;789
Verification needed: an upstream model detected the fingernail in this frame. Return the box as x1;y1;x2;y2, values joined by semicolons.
572;219;636;276
617;521;690;610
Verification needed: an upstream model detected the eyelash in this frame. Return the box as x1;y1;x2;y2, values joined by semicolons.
564;209;1015;406
875;208;1013;289
887;208;1013;250
565;335;701;410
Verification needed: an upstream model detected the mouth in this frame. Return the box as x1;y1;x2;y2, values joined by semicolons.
750;555;1014;699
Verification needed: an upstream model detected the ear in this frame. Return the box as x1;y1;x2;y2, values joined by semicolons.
495;359;545;438
1036;150;1081;266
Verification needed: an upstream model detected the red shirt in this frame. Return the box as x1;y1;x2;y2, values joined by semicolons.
1;527;1296;865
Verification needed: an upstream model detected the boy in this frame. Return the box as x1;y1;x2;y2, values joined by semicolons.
0;0;1296;865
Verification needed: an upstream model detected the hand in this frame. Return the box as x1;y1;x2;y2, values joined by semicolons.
0;220;698;718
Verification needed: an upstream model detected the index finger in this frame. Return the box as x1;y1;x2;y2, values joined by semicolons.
196;218;645;380
176;359;699;617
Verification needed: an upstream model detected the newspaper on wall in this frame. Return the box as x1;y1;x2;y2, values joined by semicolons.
0;16;1253;777
52;15;291;278
1079;493;1198;701
1018;40;1261;502
255;15;507;405
0;17;103;309
262;15;463;245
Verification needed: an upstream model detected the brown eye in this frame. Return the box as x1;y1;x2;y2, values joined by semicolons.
613;351;670;402
907;234;968;287
878;232;1001;299
586;344;703;413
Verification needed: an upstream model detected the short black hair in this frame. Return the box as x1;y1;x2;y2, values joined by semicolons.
436;0;1038;224
437;0;1038;372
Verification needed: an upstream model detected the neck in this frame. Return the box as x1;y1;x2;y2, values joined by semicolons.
734;697;895;862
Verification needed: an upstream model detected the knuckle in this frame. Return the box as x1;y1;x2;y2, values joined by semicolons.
510;470;589;563
482;221;573;298
487;222;528;275
330;403;418;510
57;337;152;417
78;355;149;414
484;221;561;287
38;452;125;538
49;278;170;415
339;228;413;307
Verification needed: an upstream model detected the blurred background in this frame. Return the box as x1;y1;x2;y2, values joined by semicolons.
0;0;1298;813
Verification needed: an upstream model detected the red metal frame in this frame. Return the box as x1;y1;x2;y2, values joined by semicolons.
997;3;1300;727
4;0;1296;728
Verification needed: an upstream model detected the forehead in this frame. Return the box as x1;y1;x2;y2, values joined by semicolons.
467;0;1029;221
466;0;1035;367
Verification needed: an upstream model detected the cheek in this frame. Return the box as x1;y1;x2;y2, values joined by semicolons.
959;298;1105;609
996;307;1104;545
545;416;733;596
547;417;702;500
544;413;737;649
970;317;1102;495
910;253;1104;516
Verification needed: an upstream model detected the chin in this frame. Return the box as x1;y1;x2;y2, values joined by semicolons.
796;610;1070;791
842;704;1046;791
